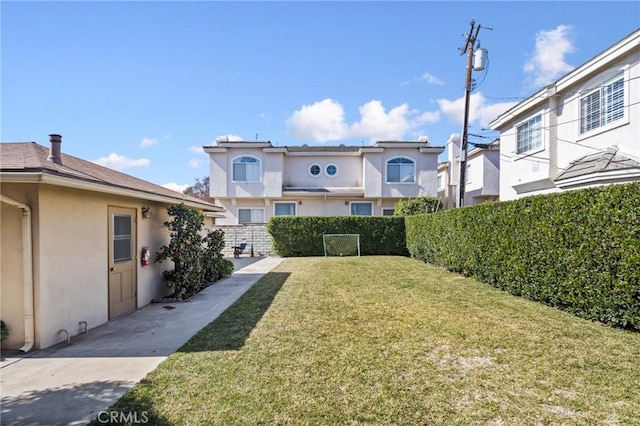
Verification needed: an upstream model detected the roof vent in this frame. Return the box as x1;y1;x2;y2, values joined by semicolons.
47;134;63;165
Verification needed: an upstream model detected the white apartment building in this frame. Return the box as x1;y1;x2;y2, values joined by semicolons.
491;29;640;200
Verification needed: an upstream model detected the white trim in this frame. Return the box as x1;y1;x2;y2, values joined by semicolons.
308;163;322;177
386;156;416;184
231;155;262;183
325;163;339;177
237;207;265;224
273;201;297;216
349;201;373;216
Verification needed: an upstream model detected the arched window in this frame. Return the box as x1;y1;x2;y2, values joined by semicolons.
386;157;415;183
233;156;261;182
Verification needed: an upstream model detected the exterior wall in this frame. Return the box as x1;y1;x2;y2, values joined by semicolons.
209;142;444;224
215;224;273;257
0;184;39;350
1;183;177;350
282;155;362;188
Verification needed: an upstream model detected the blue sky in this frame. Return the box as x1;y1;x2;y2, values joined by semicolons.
2;1;639;192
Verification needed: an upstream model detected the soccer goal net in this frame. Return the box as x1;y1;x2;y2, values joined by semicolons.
323;234;360;257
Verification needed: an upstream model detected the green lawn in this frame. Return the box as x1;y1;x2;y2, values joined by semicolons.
95;257;640;425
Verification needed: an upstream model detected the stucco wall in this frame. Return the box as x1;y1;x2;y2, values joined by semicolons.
1;183;178;350
0;184;39;350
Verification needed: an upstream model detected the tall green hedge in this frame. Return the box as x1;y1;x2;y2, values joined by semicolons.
406;182;640;330
267;216;408;257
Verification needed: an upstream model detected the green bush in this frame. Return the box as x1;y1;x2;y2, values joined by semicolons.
405;182;640;330
1;320;8;342
156;205;236;299
267;216;408;257
203;229;234;283
394;196;443;216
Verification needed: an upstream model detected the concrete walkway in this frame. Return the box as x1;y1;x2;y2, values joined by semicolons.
0;256;284;426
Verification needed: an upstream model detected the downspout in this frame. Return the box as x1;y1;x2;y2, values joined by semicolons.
0;195;35;352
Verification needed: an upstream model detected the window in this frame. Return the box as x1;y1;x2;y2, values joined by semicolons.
465;163;472;184
113;214;132;262
516;115;542;154
387;157;415;183
437;173;444;190
238;208;264;224
309;163;321;177
350;202;372;216
580;74;624;134
274;202;296;216
382;208;395;216
233;156;260;182
325;164;338;177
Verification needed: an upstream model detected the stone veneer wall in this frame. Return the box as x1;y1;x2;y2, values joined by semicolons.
215;224;274;257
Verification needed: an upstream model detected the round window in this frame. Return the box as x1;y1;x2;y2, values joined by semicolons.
309;164;321;176
326;164;338;177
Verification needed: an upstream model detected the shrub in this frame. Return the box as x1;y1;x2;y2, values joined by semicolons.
1;321;8;342
405;182;640;330
267;216;408;257
394;196;443;216
203;229;234;283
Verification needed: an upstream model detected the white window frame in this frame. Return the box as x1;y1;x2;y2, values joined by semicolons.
349;201;373;216
579;72;625;135
515;114;542;155
308;163;322;177
325;163;339;177
437;173;445;190
274;202;297;216
237;208;264;224
232;155;261;183
382;208;395;216
386;157;416;183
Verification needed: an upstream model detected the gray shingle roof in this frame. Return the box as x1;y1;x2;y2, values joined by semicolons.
1;142;220;210
555;146;640;181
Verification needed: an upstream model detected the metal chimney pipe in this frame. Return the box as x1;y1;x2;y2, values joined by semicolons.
47;134;62;165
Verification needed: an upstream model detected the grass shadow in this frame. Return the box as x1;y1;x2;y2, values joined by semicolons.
178;271;290;352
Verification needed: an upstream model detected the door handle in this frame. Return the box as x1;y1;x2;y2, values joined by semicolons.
110;267;116;272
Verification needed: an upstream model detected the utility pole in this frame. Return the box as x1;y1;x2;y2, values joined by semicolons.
457;20;488;208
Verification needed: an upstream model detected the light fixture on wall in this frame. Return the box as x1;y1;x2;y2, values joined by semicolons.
142;207;151;218
298;200;302;205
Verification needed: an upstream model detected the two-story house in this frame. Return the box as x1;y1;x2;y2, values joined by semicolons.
491;28;640;200
437;133;500;209
205;139;444;225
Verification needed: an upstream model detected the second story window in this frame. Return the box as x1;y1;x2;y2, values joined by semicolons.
516;115;542;155
387;157;415;183
580;74;624;134
233;156;260;182
325;164;338;177
309;163;321;177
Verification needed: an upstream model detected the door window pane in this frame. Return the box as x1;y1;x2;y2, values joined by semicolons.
113;214;132;262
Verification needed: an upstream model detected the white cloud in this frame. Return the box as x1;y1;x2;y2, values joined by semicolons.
93;153;150;171
286;98;442;144
418;72;445;85
189;158;202;168
524;25;575;90
139;137;157;149
437;93;517;128
349;101;413;141
188;145;206;155
213;134;244;143
162;182;189;193
286;98;347;142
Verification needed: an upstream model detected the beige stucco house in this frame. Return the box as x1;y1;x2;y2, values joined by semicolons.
1;134;223;351
205;138;444;225
491;28;640;200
